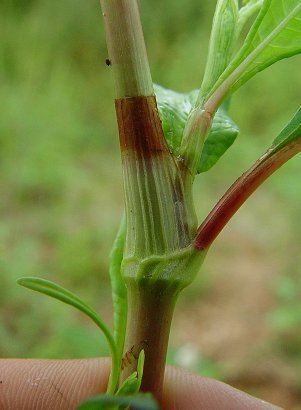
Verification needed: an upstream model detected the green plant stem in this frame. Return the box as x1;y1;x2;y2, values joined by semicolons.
99;0;198;399
100;0;153;97
121;280;177;402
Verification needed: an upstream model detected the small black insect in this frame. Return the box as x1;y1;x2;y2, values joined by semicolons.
105;58;111;66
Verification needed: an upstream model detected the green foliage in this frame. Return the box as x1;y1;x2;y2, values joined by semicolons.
201;0;239;98
1;0;301;406
155;85;239;172
272;107;301;152
109;216;127;365
17;277;119;393
78;393;158;410
116;351;145;396
237;0;263;36
197;107;239;172
211;0;301;97
17;277;114;348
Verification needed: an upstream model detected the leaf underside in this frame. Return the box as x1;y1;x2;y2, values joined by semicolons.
155;84;239;173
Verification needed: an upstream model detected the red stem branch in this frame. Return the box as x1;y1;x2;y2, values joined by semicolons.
195;139;301;250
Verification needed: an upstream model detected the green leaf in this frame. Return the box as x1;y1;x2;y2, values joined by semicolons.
237;0;263;37
109;216;127;364
197;108;239;172
155;85;239;173
201;0;239;99
116;350;145;396
77;393;159;410
17;277;119;394
116;372;139;397
155;85;192;151
209;0;301;100
271;107;301;152
136;349;145;390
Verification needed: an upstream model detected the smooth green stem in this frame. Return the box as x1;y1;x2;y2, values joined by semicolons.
100;0;154;98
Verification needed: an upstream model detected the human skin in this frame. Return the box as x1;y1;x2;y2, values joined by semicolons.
0;358;281;409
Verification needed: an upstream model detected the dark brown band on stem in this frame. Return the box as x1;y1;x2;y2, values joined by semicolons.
195;140;301;250
115;96;168;157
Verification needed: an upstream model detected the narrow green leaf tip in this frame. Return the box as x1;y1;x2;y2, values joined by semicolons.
272;107;301;152
17;276;120;394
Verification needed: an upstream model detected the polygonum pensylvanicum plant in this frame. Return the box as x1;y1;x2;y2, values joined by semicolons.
18;0;301;408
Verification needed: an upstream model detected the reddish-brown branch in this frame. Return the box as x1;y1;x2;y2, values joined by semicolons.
195;139;301;250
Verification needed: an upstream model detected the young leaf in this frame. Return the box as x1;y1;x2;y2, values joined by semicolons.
117;350;145;396
207;0;301;107
201;0;239;100
77;393;159;410
271;107;301;152
195;107;301;250
237;0;263;37
155;85;193;151
155;85;239;173
109;216;127;364
136;349;145;391
116;372;139;396
17;277;119;394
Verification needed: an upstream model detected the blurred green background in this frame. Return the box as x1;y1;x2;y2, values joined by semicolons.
1;0;300;408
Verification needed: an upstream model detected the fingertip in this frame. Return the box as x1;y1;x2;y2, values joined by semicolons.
162;366;282;410
0;358;110;409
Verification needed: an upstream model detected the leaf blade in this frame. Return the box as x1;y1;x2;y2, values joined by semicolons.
109;216;127;364
155;85;239;173
237;0;263;37
201;0;239;99
207;0;301;106
197;108;239;172
116;350;145;396
17;277;119;393
234;1;301;91
271;107;301;152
